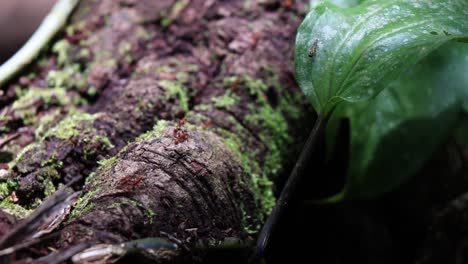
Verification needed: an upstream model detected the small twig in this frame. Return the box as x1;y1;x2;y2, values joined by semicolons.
0;0;80;88
250;116;327;263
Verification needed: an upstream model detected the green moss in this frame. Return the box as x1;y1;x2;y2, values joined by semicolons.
84;172;96;185
159;80;189;112
137;120;169;141
97;156;118;168
78;48;91;60
40;158;62;170
118;42;133;63
0;183;9;200
47;37;89;93
44;112;98;140
46;64;86;90
0;180;18;200
43;178;56;197
13;87;70;109
213;74;304;233
52;39;71;66
106;59;117;67
216;128;275;217
212;91;240;109
196;104;213;111
94;135;114;148
36;109;61;138
10;143;38;171
240;203;261;235
12;88;71;125
161;0;190;27
136;28;154;41
0;199;31;219
69;188;99;219
65;21;86;37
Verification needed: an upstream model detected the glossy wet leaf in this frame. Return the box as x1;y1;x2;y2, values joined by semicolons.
329;42;468;199
310;0;365;9
295;0;468;115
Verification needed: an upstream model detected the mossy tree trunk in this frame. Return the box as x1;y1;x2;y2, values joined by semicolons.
0;0;312;262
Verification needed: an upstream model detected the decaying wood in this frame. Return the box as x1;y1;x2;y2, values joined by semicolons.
0;0;311;262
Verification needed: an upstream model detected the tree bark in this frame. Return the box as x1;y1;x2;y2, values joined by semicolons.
0;0;311;262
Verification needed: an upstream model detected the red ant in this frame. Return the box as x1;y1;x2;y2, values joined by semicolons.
173;118;189;144
117;175;145;191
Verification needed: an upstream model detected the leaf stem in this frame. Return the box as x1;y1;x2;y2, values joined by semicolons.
250;115;327;263
0;0;80;88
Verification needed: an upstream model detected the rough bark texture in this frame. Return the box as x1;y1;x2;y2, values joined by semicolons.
3;1;468;264
0;0;311;262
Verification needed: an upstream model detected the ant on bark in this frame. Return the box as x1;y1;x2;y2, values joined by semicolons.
173;118;189;144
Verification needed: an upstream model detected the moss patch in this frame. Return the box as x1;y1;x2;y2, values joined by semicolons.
69;188;99;219
216;128;275;217
46;64;87;92
215;74;305;234
159;80;189;112
44;112;98;140
0;180;18;200
0;199;31;219
137;120;169;141
212;91;240;109
12;88;71;125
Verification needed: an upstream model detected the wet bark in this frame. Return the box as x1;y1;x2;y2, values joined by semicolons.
0;0;311;262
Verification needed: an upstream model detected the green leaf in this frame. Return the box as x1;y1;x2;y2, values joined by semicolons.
329;42;468;199
310;0;365;9
295;0;468;115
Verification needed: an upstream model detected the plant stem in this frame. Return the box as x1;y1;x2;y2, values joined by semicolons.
0;0;80;88
250;115;327;263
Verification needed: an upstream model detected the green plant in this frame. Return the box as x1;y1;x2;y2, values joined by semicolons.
253;0;468;259
296;0;468;199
